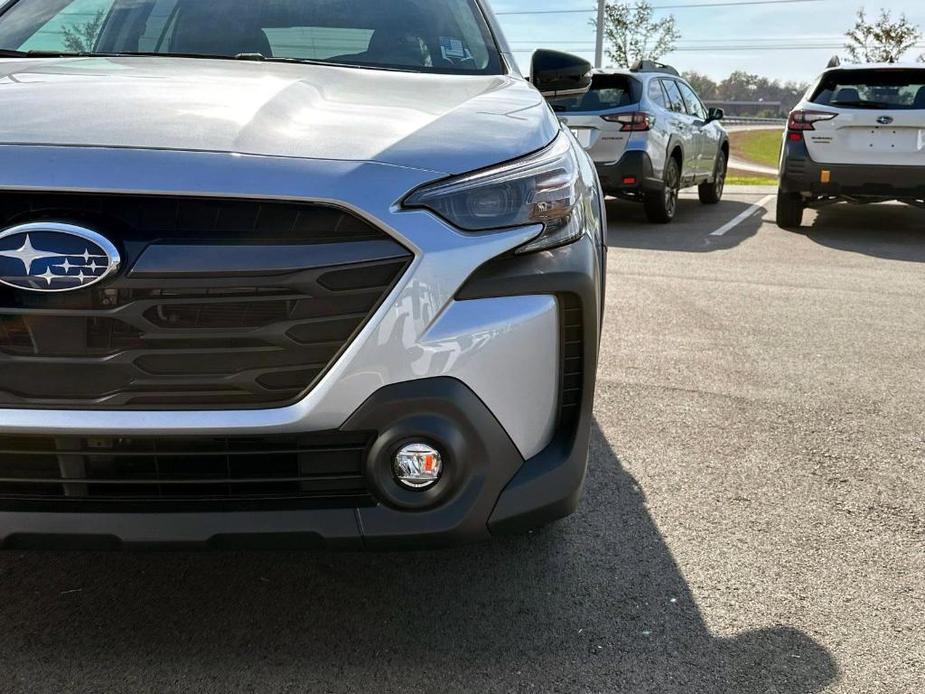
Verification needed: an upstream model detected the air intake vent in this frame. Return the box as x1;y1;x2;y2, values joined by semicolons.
559;294;584;427
0;432;375;511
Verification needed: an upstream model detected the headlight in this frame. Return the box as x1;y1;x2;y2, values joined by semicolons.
404;134;586;254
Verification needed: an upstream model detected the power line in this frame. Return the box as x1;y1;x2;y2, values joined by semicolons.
494;0;829;15
494;8;594;14
507;37;846;43
510;43;925;52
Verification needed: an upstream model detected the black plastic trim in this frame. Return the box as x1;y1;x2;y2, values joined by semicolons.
343;377;525;548
0;378;527;550
456;234;602;534
130;239;409;278
595;151;663;195
780;137;925;198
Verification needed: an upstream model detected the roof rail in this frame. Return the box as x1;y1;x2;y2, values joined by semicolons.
629;59;680;77
826;55;841;69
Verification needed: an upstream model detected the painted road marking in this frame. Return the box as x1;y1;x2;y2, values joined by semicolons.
709;194;776;237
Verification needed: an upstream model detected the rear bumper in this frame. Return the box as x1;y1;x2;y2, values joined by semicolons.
0;236;602;550
780;138;925;199
595;151;663;195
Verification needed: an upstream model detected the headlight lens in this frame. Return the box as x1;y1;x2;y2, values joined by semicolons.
404;134;586;253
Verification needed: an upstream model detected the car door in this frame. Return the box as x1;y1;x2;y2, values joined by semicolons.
660;79;699;180
677;81;714;177
644;78;673;176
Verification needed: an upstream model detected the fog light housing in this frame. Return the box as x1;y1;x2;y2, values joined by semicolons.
393;443;443;489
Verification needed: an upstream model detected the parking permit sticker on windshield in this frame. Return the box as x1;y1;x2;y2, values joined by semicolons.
440;37;466;60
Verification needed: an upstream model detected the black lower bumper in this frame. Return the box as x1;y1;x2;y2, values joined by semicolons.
0;238;602;551
595;151;663;196
780;138;925;199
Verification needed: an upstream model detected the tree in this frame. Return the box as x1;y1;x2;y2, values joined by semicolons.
598;1;681;69
717;71;761;101
844;8;922;63
708;71;809;117
683;71;718;100
61;8;105;53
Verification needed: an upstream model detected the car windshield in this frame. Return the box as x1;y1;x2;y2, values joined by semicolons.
0;0;502;74
548;74;641;112
810;68;925;109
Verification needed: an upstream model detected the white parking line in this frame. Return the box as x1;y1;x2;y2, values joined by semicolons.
709;194;776;236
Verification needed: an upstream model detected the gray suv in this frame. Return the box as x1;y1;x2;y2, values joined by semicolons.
552;62;728;223
0;0;605;548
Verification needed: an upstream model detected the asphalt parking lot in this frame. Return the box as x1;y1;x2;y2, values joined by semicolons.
0;187;922;693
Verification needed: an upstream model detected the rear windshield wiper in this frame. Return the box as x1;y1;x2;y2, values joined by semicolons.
830;99;892;109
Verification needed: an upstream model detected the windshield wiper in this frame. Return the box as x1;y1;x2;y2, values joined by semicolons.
0;49;97;58
0;49;273;62
232;52;417;72
1;48;421;73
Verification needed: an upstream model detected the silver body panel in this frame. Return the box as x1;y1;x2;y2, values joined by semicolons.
0;144;560;459
0;56;558;175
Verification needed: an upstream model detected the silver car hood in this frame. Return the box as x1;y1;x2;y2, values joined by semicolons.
0;56;559;174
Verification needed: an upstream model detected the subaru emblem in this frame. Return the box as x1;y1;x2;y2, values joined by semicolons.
876;116;894;125
0;222;120;292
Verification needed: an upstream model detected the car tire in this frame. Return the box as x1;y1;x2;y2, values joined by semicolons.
776;190;804;229
644;157;680;224
698;151;727;205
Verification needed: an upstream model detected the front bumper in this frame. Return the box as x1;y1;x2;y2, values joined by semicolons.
780;138;925;199
595;151;663;196
0;145;603;549
0;235;601;549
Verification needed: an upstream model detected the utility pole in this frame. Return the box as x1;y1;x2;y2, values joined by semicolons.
594;0;606;68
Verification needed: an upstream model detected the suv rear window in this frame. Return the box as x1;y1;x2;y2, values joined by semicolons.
810;69;925;109
549;74;641;112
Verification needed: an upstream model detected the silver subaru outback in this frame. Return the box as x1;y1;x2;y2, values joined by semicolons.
0;0;605;548
552;62;728;223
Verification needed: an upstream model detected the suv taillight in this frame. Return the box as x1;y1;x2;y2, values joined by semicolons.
787;110;837;132
602;111;654;131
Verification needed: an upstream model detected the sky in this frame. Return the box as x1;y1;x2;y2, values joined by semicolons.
490;0;925;84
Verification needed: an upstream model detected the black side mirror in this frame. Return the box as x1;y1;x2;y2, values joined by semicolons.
707;107;725;123
531;49;593;99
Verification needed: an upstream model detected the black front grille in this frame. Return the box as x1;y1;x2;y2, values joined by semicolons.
0;192;411;409
0;432;375;510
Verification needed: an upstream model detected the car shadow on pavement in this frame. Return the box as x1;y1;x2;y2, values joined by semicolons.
801;202;925;263
605;197;764;253
0;422;837;693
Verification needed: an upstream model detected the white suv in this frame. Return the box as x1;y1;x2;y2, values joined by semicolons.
778;62;925;228
550;61;728;223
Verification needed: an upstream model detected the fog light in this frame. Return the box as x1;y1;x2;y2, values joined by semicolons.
393;443;443;489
